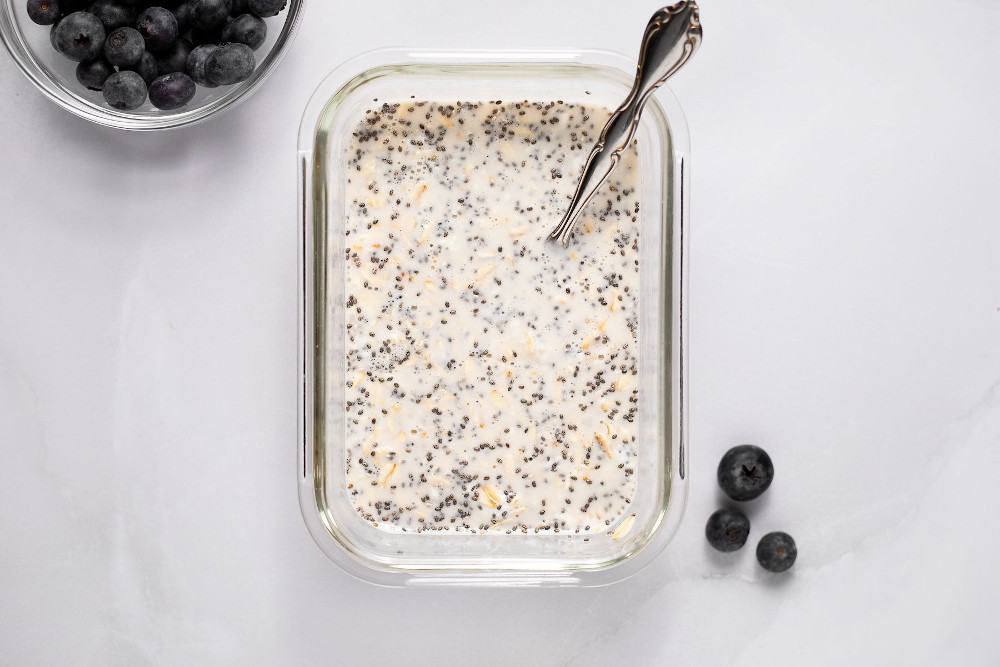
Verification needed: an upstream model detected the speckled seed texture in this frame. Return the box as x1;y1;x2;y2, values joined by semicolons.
343;100;641;535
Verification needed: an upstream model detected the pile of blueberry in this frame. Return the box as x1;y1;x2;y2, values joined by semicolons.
26;0;287;111
707;444;797;573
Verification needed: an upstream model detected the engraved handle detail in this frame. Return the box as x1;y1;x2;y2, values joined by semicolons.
549;2;702;246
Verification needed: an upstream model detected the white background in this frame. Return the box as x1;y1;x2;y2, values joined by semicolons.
2;0;999;664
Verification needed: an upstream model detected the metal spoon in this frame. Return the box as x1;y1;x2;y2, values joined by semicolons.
548;2;702;246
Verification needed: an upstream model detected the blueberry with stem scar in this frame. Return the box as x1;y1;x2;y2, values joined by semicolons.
103;26;144;67
756;532;797;573
27;0;61;25
717;445;774;502
52;11;106;61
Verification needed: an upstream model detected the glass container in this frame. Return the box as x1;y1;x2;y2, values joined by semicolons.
298;48;690;587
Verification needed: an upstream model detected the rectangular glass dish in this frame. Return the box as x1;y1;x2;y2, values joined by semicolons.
298;48;690;587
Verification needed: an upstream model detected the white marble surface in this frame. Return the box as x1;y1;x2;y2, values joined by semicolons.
2;0;998;664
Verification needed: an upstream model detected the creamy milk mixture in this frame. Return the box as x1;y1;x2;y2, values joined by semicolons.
343;100;640;535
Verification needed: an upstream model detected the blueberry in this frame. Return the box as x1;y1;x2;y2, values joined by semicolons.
135;6;178;52
126;50;158;84
705;508;750;553
102;69;147;109
204;41;254;85
88;0;136;30
155;37;191;73
756;532;797;573
247;0;283;18
172;1;192;33
185;43;217;87
220;13;265;49
103;26;144;66
148;71;196;109
75;57;114;90
717;444;774;502
52;11;106;61
26;0;61;25
189;0;231;29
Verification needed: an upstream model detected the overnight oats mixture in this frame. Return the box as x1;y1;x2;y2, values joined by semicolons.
342;99;641;535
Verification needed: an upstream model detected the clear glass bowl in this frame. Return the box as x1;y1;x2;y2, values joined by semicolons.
298;48;691;587
0;0;302;130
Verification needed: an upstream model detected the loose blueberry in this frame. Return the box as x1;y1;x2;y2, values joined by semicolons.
52;11;106;61
185;42;218;87
756;532;797;573
705;508;750;553
247;0;283;18
189;0;232;29
155;37;191;74
148;71;196;109
204;41;254;85
126;50;158;84
220;13;265;49
75;57;114;90
103;26;144;67
26;0;61;25
102;69;147;109
717;444;774;502
88;0;135;30
135;6;178;52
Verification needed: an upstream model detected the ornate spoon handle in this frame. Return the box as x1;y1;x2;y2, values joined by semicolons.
549;2;702;247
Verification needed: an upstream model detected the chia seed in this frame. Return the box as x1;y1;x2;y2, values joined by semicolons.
343;100;641;535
